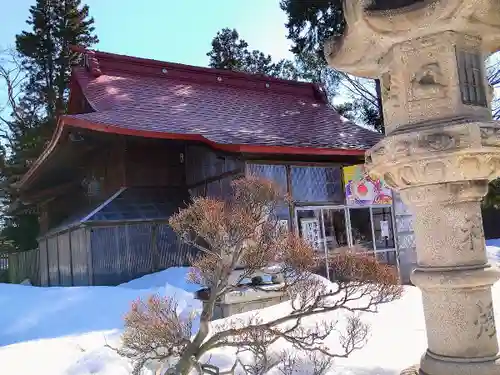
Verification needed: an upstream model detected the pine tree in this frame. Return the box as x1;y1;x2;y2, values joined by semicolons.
207;28;299;80
0;0;98;252
16;0;98;126
207;28;343;102
279;0;384;133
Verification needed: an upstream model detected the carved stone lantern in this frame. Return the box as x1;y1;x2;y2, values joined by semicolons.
325;0;500;374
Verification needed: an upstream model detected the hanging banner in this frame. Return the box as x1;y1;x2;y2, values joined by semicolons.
344;165;392;206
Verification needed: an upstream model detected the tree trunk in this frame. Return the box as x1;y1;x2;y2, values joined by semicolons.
375;78;385;134
174;290;218;374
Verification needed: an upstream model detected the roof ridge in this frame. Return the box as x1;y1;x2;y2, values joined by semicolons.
70;45;329;103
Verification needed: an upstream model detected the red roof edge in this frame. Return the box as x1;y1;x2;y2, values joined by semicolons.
16;115;365;191
15;118;66;190
69;45;330;104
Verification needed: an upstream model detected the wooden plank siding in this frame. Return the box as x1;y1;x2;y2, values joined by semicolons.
124;139;185;187
185;145;244;198
8;249;40;285
84;138;126;197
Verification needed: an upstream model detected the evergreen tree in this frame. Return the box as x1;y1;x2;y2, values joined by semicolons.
280;1;500;208
207;28;299;80
0;0;98;252
207;28;342;101
280;0;384;133
16;0;98;125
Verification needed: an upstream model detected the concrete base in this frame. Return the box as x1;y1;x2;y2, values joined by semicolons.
202;284;288;320
401;352;500;375
210;294;287;320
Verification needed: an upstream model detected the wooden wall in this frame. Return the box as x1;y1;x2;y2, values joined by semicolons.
40;137;188;234
84;139;127;196
124;139;185;187
44;186;89;231
39;227;92;287
39;223;197;287
185;145;244;198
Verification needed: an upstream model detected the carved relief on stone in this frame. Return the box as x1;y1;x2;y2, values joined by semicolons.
371;144;386;157
418;132;459;152
369;151;500;190
368;126;470;167
474;301;496;339
381;70;403;125
481;126;500;147
399;165;419;186
488;156;500;179
381;71;401;103
410;62;448;100
487;84;495;103
458;156;482;179
423;161;446;180
468;2;500;33
383;172;399;190
397;180;488;207
460;212;484;253
394;140;411;157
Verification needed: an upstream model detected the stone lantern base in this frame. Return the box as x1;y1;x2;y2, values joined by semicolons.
323;1;500;374
208;286;288;320
402;354;500;375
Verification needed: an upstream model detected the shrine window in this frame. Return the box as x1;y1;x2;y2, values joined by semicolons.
290;166;343;204
456;49;487;107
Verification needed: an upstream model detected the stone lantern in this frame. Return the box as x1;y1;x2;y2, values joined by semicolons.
325;1;500;374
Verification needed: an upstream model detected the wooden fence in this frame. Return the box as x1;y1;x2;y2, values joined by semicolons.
7;249;40;285
0;253;8;282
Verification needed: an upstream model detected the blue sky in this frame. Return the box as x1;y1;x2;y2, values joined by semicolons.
1;0;293;68
0;0;294;120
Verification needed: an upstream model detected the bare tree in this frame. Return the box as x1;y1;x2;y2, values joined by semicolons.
329;70;383;133
235;328;283;375
487;53;500;120
118;177;403;375
0;48;25;147
277;350;301;375
0;48;43;151
304;350;335;375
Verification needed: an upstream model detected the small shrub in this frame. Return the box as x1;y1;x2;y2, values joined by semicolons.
117;177;403;375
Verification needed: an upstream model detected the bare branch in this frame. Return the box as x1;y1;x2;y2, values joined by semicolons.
0;49;26;123
304;351;335;375
115;295;195;375
117;178;403;375
278;350;301;375
336;70;378;106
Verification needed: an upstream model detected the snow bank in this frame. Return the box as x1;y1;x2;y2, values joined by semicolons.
0;266;421;375
486;240;500;264
2;245;500;375
0;271;198;347
118;267;200;293
0;268;200;375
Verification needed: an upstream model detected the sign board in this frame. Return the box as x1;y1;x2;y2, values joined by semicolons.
300;218;322;251
380;220;390;238
344;165;393;206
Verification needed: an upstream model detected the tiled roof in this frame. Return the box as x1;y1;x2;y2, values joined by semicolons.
68;48;381;151
17;48;382;190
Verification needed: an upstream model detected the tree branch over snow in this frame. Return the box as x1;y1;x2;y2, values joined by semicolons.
116;177;403;375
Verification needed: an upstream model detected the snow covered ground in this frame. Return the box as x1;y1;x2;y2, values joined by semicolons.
1;244;500;375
